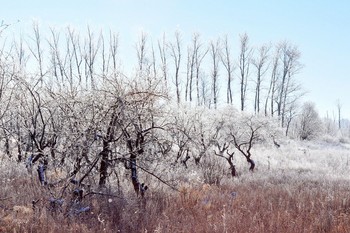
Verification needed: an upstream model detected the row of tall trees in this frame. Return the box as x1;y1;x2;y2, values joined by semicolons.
3;25;305;125
133;31;304;130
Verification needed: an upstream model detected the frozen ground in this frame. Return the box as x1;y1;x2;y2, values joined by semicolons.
244;139;350;182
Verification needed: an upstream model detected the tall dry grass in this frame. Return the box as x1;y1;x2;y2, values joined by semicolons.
1;140;350;232
157;174;350;233
1;167;350;232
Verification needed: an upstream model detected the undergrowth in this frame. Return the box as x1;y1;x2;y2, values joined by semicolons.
1;162;350;232
1;141;350;232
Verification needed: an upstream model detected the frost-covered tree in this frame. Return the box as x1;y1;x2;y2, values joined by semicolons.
276;42;303;127
238;33;252;111
252;43;270;114
220;35;235;105
298;102;322;140
211;107;238;177
209;38;220;109
208;106;278;174
168;30;182;104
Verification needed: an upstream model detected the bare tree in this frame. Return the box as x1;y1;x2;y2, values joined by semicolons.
14;35;29;71
238;33;252;111
48;28;67;87
252;44;270;114
27;22;45;87
229;115;269;172
264;46;280;116
336;99;342;130
199;71;211;107
284;101;298;136
158;33;168;86
117;89;167;195
276;41;302;127
298;102;322;140
67;28;83;84
214;142;236;177
194;35;208;105
84;26;101;89
98;103;123;187
150;43;157;79
185;47;193;102
185;33;207;103
169;108;196;167
168;31;182;103
109;31;119;79
209;39;220;109
0;42;18;158
220;35;235;104
135;32;149;77
15;80;60;171
190;109;221;164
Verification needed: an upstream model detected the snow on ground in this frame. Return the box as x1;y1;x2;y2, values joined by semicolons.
251;139;350;181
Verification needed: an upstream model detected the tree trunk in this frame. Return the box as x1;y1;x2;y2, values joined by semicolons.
98;141;109;187
17;141;22;162
5;136;10;157
130;156;140;196
230;164;236;177
247;158;255;171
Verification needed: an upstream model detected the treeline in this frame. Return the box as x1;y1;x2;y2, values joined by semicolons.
3;23;305;125
136;30;303;131
0;23;348;195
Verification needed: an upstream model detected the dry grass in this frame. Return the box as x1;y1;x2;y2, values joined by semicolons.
1;168;350;232
158;176;350;233
1;140;350;232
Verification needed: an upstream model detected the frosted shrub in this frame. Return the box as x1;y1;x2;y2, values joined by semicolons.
297;102;323;140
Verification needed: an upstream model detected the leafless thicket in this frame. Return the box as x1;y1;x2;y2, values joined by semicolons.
0;24;349;232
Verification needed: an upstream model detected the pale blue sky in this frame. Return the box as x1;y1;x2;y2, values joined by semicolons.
1;0;349;119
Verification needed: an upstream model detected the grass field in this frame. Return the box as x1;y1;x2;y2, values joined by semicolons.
1;140;349;232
